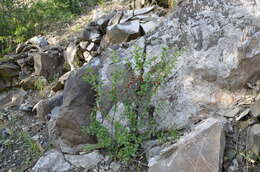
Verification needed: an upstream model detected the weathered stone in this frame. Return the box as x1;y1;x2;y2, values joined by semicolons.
19;75;47;90
64;42;78;70
27;36;48;48
19;102;34;112
65;151;104;170
97;102;129;137
0;62;20;78
33;47;64;79
107;11;123;26
223;107;241;118
79;41;90;50
31;149;74;172
15;43;26;54
250;99;260;118
54;61;100;147
148;118;225;172
140;20;159;34
87;42;97;52
235;108;250;121
248;124;260;155
51;71;71;92
33;93;63;120
102;20;141;48
82;25;102;42
83;51;93;63
95;12;116;34
0;89;26;109
0;62;20;91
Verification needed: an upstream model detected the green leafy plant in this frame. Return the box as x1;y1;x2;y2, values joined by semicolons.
83;46;182;164
0;0;102;57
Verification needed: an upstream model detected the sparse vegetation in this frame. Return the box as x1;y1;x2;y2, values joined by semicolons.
20;132;43;161
83;46;182;165
0;0;103;58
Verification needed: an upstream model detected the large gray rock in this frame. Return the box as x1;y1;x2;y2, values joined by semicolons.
248;124;260;155
64;42;78;70
148;118;226;172
250;99;260;118
82;24;102;43
100;0;260;129
0;62;20;91
54;60;100;147
0;89;26;109
27;36;49;48
33;92;63;120
33;47;64;80
102;20;141;48
65;151;104;170
31;149;74;172
0;62;20;78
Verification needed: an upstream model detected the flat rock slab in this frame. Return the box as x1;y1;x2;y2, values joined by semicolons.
148;118;225;172
31;149;74;172
251;99;260;118
65;151;104;170
248;124;260;155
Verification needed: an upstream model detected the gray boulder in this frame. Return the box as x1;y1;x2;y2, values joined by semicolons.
0;88;26;109
82;24;102;43
250;99;260;118
102;20;141;48
33;92;63;120
27;36;49;48
148;118;226;172
31;149;74;172
33;47;64;80
64;151;104;170
64;42;79;70
0;62;20;91
248;124;260;155
54;60;100;147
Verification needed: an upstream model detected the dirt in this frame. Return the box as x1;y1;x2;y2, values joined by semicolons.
0;91;50;172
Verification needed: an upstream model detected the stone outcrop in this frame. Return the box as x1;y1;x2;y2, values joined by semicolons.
53;61;99;147
33;92;63;120
148;118;226;172
31;149;74;172
248;124;260;155
0;62;20;91
33;47;64;80
0;88;26;109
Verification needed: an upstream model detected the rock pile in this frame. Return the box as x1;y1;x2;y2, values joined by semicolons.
66;6;160;70
1;0;260;171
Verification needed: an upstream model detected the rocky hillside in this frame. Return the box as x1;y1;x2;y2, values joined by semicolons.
0;0;260;171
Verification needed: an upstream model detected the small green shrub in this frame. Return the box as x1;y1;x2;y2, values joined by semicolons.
83;47;182;164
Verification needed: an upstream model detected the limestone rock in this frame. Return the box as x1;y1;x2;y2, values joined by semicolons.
148;118;226;172
64;42;78;70
250;99;260;118
248;124;260;155
0;62;20;91
54;61;100;147
82;24;102;43
0;62;20;78
51;71;71;92
33;93;63;120
27;36;48;48
0;89;26;109
33;47;64;79
31;149;74;172
102;20;141;48
65;151;104;170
